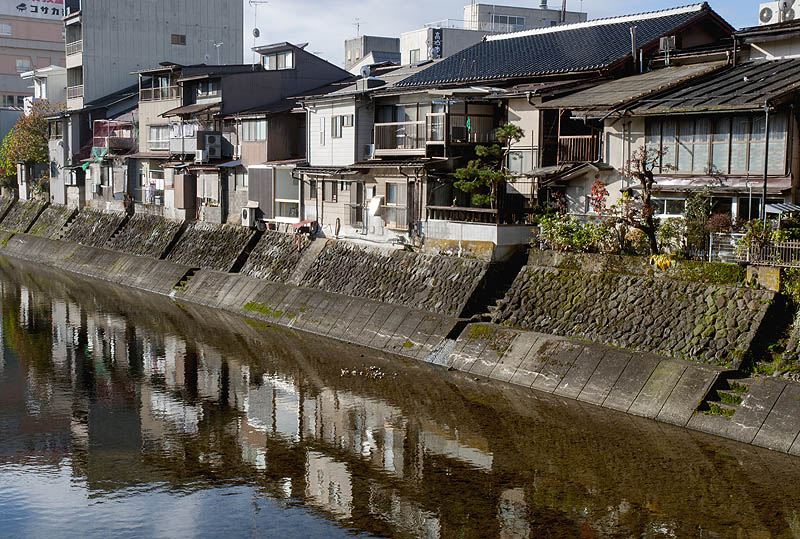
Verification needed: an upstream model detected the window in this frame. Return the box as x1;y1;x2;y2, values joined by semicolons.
149;125;170;150
410;49;420;64
243;119;267;141
319;117;326;146
234;170;248;190
492;14;525;30
332;115;343;138
263;51;293;71
48;121;62;139
171;34;186;45
2;95;14;107
16;58;30;73
308;179;317;199
645;113;788;175
100;166;111;187
383;181;407;228
343;115;353;127
196;80;220;97
651;198;686;216
0;22;11;36
16;96;24;107
323;181;337;202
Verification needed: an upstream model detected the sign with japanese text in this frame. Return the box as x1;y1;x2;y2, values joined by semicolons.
428;28;443;60
0;0;65;20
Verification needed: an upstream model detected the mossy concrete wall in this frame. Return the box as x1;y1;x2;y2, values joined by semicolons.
0;233;189;295
106;213;184;259
300;241;488;317
62;208;128;248
494;252;775;368
0;199;47;233
167;221;256;272
27;204;76;239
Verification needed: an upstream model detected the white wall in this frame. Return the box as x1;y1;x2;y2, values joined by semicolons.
307;99;359;167
746;37;800;60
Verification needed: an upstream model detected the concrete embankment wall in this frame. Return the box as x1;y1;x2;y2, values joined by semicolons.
2;199;800;454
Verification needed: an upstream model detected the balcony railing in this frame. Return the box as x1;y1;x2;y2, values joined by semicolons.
424;19;537;34
374;113;496;155
66;40;83;56
427;205;536;225
67;85;84;99
148;140;170;151
140;86;181;102
557;135;598;164
375;121;426;155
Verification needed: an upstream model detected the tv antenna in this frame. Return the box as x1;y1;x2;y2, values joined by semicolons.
250;0;269;64
353;17;365;37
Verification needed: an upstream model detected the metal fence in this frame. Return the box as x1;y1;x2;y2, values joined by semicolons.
742;239;800;267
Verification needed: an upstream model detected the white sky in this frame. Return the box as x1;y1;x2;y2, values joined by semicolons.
242;0;758;67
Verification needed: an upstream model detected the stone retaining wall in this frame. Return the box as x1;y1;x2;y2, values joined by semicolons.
299;241;488;317
0;199;47;233
241;231;309;283
493;264;775;367
0;197;15;221
27;204;76;239
167;221;256;272
62;208;128;248
106;213;184;259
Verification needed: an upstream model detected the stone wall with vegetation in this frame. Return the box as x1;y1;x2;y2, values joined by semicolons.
62;209;128;248
0;199;47;233
492;261;774;367
0;197;14;221
27;204;76;239
241;231;308;283
299;241;488;317
106;214;184;259
167;221;255;272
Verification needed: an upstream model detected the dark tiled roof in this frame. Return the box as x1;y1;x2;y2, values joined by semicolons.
631;59;800;114
396;4;722;88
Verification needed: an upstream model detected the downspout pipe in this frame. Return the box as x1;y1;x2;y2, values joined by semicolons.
630;26;638;73
762;102;771;223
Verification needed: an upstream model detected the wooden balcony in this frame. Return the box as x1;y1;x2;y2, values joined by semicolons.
140;86;181;102
374;113;497;156
557;135;598;164
374;121;426;156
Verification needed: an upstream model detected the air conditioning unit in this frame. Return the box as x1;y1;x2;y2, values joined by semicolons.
233;144;242;159
242;206;256;228
204;134;222;160
760;1;797;25
195;149;207;163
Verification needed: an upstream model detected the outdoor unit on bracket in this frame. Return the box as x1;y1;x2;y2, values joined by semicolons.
195;149;207;163
242;206;256;228
204;134;222;160
760;1;797;25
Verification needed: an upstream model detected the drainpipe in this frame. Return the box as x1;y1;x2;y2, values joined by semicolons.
630;26;638;73
762;102;771;223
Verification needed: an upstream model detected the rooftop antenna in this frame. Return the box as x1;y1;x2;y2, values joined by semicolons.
561;0;567;23
353;17;365;37
213;41;223;64
249;0;269;65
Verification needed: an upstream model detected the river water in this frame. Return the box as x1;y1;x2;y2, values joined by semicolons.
1;257;800;538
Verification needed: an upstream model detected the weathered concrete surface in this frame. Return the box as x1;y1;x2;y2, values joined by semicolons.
447;323;724;430
167;221;257;272
171;268;460;360
62;208;129;248
106;213;184;259
27;204;76;239
0;199;47;233
1;233;188;295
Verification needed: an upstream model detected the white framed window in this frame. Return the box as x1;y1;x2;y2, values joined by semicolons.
196;80;220;97
332;115;343;138
243;119;267;141
319;117;326;146
148;125;169;150
274;168;300;220
651;198;686;217
0;22;12;36
15;58;30;73
410;49;420;64
263;51;294;71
